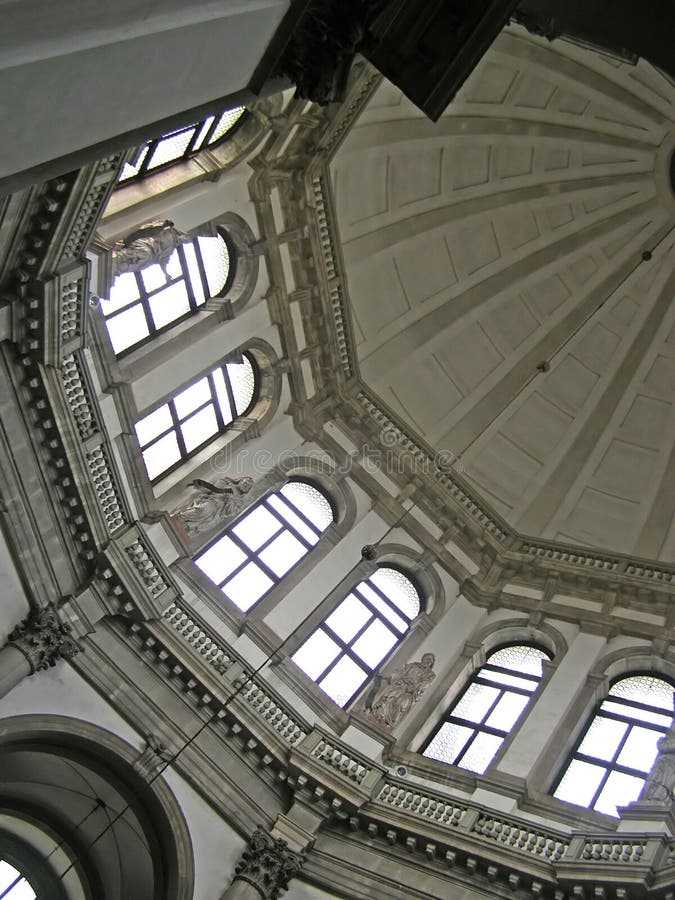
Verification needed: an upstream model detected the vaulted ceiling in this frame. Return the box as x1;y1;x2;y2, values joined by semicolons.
332;27;675;562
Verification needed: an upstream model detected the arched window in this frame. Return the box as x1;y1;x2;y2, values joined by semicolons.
0;860;36;899
101;227;235;355
421;644;551;774
117;107;246;183
195;479;334;612
292;566;421;708
553;674;674;817
135;353;257;481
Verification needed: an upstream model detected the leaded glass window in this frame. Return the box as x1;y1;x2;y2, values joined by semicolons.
0;860;36;899
135;353;257;481
101;229;234;355
292;566;422;708
422;644;551;774
117;107;246;183
553;674;674;817
195;479;334;612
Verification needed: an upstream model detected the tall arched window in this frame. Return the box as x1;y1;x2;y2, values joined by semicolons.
553;674;674;817
135;353;257;481
292;566;421;708
421;644;551;774
101;227;235;355
117;107;246;183
195;479;334;612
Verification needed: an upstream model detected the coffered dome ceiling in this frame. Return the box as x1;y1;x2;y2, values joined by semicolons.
331;27;675;562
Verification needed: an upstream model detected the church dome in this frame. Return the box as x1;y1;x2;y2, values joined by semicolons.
332;27;675;561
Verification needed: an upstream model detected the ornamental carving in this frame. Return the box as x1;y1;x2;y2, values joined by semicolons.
232;826;304;899
366;653;436;728
111;219;190;280
173;476;254;538
8;604;80;673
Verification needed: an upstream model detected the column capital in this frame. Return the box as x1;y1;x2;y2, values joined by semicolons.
232;826;305;900
8;604;80;673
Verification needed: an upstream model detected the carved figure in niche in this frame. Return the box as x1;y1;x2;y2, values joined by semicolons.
639;726;675;803
111;219;190;280
367;653;436;728
174;476;254;538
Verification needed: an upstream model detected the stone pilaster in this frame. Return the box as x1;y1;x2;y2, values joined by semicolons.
221;826;305;900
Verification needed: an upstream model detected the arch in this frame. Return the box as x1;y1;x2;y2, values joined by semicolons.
0;715;193;900
552;671;675;817
193;477;336;613
467;615;568;667
291;562;424;709
0;831;65;900
420;642;552;774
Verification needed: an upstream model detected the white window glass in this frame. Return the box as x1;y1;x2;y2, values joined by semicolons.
292;630;340;680
292;566;421;708
195;536;246;584
280;482;333;530
134;353;258;481
422;644;551;773
553;674;674;816
194;479;334;612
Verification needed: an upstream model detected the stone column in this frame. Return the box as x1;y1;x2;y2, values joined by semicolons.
221;827;305;900
0;604;79;699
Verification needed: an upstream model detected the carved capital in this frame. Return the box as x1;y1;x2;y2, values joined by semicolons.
232;826;304;899
8;604;80;673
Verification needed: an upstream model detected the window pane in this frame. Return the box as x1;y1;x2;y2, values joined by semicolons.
457;732;503;774
135;404;173;447
142;432;181;480
325;595;371;642
6;879;36;900
488;645;549;675
142;262;169;292
258;531;308;577
600;700;672;728
280;482;333;530
319;656;367;707
197;234;230;297
356;582;408;633
0;862;21;892
369;567;420;619
147;127;194;169
424;722;474;765
196;535;246;584
184;242;205;305
351;619;398;668
480;669;538;692
293;630;340;680
577;716;628;762
174;377;211;419
119;144;149;181
554;759;605;807
484;691;530;731
232;506;281;551
267;495;319;545
616;725;662;772
594;770;645;817
181;405;218;452
212;368;234;425
609;676;674;710
105;304;149;353
223;562;273;611
148;280;190;329
226;356;255;415
209;107;245;143
104;271;139;312
451;682;500;724
193;115;215;150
